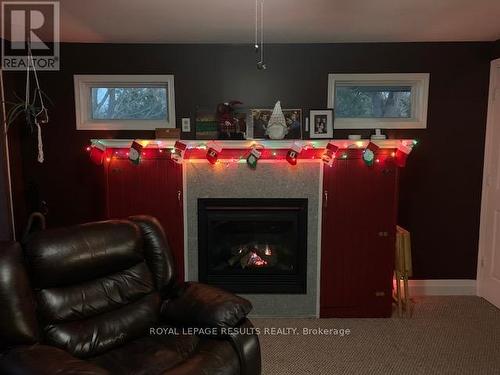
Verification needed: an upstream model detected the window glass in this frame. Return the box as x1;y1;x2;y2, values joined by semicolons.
335;85;412;118
91;87;168;120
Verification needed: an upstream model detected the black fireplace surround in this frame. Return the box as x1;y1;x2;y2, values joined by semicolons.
198;198;307;294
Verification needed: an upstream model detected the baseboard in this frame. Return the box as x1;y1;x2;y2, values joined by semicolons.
408;279;477;296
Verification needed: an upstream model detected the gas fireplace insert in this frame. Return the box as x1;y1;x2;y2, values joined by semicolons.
198;198;307;294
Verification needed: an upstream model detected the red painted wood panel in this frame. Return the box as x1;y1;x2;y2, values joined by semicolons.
320;154;398;317
105;156;184;281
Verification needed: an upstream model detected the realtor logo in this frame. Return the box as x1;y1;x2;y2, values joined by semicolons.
1;1;60;70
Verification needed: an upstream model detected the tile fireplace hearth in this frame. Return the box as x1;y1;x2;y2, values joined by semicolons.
185;162;320;317
198;198;308;294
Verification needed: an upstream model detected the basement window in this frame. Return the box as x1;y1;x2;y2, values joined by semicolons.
74;75;176;130
327;73;429;129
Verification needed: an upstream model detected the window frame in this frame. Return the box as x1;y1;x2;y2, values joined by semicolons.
327;73;430;129
74;75;176;130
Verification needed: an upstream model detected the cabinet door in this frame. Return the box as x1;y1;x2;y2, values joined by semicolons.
363;161;398;316
320;157;398;317
106;158;184;281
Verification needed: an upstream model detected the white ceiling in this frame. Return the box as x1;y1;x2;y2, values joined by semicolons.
57;0;500;43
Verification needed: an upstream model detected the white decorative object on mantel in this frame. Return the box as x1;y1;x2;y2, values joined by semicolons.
371;129;387;140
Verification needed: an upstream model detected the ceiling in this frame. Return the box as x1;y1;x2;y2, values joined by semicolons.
55;0;500;43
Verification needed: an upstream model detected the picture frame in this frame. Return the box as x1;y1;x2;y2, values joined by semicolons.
309;109;334;139
250;108;302;140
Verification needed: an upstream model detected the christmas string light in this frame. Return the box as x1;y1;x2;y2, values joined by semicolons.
86;140;417;168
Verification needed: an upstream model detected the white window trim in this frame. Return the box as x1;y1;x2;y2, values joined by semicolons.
327;73;430;129
74;75;176;130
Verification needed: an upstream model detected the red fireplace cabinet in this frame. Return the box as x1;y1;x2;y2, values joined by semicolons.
97;141;410;317
320;148;399;318
103;156;185;281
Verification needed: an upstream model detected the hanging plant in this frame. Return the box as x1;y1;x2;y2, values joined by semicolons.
6;89;50;133
3;46;51;163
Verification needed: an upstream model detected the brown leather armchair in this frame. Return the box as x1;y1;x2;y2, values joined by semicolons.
0;216;261;375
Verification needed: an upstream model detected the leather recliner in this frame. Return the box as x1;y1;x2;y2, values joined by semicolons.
0;216;261;375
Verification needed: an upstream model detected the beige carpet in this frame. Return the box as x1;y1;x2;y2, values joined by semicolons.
252;297;500;375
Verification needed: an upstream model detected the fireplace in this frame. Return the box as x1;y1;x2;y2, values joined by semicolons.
198;198;308;294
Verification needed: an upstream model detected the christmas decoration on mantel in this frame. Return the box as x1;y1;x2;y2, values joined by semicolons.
171;141;187;164
265;101;289;140
88;143;105;165
321;142;340;167
128;141;144;165
362;142;380;167
86;139;418;169
216;101;245;140
286;143;303;166
206;141;223;164
246;144;263;169
395;142;413;167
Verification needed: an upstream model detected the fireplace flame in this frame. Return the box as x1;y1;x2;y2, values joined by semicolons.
249;251;267;267
264;245;272;256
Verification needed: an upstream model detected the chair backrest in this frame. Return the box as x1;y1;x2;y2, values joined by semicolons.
0;216;175;358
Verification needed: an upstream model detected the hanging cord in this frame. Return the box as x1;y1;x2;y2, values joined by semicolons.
255;0;259;50
26;44;48;163
260;0;264;63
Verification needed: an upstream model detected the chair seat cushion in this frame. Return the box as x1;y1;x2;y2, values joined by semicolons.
89;327;239;375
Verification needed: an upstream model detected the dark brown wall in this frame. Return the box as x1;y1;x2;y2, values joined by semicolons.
0;83;13;240
5;42;492;278
493;40;500;59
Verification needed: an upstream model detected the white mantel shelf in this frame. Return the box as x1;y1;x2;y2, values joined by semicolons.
91;139;416;150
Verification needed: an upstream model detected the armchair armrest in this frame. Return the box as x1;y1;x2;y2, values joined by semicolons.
0;344;109;375
161;282;252;328
226;319;262;375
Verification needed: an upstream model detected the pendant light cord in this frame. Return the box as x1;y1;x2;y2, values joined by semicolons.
255;0;258;48
260;0;264;62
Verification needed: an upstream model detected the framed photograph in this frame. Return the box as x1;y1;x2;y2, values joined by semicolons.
251;108;302;140
309;109;334;139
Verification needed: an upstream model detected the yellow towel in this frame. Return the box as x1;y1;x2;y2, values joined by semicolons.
395;226;413;276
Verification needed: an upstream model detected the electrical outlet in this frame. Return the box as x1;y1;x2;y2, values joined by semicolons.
181;118;191;132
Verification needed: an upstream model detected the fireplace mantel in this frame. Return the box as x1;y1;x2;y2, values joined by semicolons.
91;138;416;151
90;138;415;165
